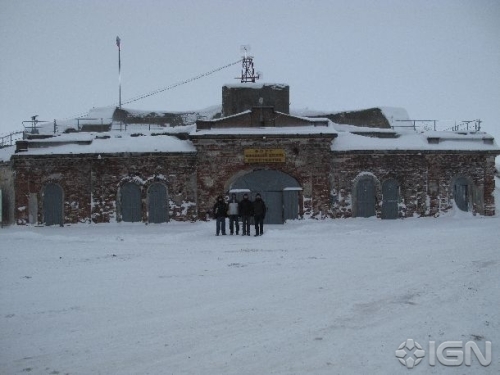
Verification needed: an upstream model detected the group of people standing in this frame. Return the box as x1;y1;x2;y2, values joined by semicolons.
213;193;267;237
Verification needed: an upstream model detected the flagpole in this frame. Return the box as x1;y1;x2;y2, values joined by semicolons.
116;36;122;109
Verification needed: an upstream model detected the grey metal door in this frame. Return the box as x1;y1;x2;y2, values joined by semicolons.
121;182;142;222
283;190;299;221
260;191;282;224
148;183;168;223
230;170;301;224
43;183;63;226
381;179;399;219
454;177;469;212
356;178;376;218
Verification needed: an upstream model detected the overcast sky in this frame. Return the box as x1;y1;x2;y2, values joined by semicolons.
1;0;499;141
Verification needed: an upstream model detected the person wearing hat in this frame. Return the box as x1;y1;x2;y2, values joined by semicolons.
238;193;254;236
213;195;228;236
252;193;267;236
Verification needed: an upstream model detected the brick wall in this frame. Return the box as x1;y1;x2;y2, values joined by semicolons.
8;146;497;225
191;134;335;220
330;151;497;218
12;152;197;225
0;161;15;225
222;84;290;116
197;108;325;130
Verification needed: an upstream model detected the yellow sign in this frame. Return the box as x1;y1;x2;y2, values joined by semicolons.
244;149;286;163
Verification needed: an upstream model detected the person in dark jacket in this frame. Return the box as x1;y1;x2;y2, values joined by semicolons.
238;193;253;236
213;195;228;236
253;193;267;236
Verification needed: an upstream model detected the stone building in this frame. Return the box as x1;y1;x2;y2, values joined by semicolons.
0;82;498;226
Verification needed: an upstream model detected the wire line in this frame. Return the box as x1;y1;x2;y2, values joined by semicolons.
122;59;242;106
60;59;243;120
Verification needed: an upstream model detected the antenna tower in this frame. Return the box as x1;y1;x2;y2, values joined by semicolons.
237;45;260;83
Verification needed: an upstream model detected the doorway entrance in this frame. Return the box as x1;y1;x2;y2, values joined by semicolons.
453;177;470;212
230;170;301;224
43;183;63;226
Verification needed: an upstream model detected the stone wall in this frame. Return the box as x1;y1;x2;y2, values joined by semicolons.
197;108;324;130
331;151;497;218
313;108;391;128
12;152;197;225
0;161;15;225
8;145;497;225
191;134;335;220
222;84;290;117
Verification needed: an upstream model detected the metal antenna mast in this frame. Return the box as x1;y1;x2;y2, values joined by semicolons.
116;36;122;108
236;45;260;83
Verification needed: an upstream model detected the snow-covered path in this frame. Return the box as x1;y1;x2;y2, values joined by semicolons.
1;215;499;374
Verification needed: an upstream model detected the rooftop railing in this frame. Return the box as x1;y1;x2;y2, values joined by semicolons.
0;131;24;148
392;119;482;132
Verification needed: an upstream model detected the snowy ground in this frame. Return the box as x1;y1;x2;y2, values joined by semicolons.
1;210;499;374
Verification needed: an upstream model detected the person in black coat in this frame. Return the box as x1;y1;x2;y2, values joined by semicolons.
253;193;267;236
213;195;228;236
238;193;254;236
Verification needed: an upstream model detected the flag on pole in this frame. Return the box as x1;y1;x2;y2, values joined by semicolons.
116;36;121;49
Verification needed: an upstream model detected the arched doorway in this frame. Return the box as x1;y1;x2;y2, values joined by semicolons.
381;179;399;219
453;177;470;212
230;170;301;224
121;182;142;222
148;183;169;223
355;176;376;218
43;183;63;226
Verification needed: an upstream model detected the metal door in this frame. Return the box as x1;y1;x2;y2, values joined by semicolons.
43;183;63;226
356;178;376;218
121;182;142;222
283;189;299;221
260;191;282;224
230;170;301;224
148;183;168;223
454;177;469;212
381;179;399;219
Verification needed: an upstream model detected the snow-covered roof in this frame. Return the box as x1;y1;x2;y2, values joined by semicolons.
290;106;409;122
3;102;498;162
0;145;15;162
223;83;288;89
3;127;498;163
379;107;411;127
332;129;499;152
30;105;222;136
87;106;116;119
192;124;338;137
13;133;195;157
